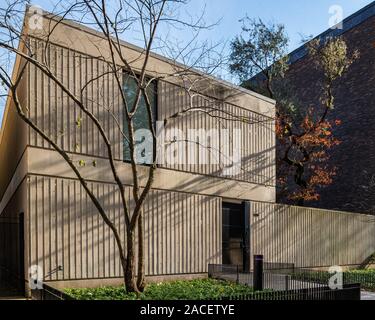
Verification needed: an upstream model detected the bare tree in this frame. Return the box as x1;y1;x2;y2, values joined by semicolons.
0;0;232;293
0;0;275;294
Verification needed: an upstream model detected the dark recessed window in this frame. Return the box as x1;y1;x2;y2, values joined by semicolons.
123;73;157;162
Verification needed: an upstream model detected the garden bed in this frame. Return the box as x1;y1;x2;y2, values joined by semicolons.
64;279;255;300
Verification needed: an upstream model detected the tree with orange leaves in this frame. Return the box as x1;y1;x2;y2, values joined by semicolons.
230;18;358;206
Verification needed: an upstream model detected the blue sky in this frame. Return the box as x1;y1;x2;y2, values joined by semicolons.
0;0;373;123
186;0;373;51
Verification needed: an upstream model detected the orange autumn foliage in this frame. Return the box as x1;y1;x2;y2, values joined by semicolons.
277;107;342;203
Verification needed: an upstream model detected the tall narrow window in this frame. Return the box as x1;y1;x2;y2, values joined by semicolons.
123;73;157;163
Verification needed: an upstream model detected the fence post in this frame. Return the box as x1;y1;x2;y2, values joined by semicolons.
253;255;263;291
285;275;289;291
236;265;239;284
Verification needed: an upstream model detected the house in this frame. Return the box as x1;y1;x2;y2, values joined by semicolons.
0;8;276;295
2;7;375;298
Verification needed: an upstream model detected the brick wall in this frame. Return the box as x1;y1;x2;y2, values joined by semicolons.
282;15;375;213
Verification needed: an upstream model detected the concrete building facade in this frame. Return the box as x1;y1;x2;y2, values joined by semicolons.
0;9;276;293
3;6;375;297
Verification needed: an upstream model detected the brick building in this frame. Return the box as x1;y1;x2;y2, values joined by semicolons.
277;2;375;213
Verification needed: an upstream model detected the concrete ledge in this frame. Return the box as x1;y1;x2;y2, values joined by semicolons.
28;146;276;202
46;273;207;290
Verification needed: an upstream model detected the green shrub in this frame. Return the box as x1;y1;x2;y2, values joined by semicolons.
64;278;255;300
291;268;375;291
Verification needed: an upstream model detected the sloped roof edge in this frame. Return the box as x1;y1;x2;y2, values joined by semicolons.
289;1;375;63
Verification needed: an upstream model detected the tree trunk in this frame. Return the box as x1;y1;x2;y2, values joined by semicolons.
125;229;138;292
120;256;127;291
297;198;305;207
137;211;145;291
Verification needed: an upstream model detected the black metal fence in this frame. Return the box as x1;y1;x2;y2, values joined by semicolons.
31;284;72;300
290;269;375;291
209;264;326;291
341;272;375;291
222;283;361;301
263;262;295;273
208;263;362;300
208;264;241;283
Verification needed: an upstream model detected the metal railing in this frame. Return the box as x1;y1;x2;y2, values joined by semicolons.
209;263;303;291
221;283;361;301
31;284;72;300
208;260;362;300
291;269;375;291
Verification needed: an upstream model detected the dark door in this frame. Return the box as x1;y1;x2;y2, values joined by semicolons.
0;213;25;297
222;202;246;268
18;213;25;295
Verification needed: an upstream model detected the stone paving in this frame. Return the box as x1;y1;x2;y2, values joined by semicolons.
361;291;375;300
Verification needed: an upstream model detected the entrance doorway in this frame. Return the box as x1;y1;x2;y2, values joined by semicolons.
0;213;25;297
222;202;249;269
